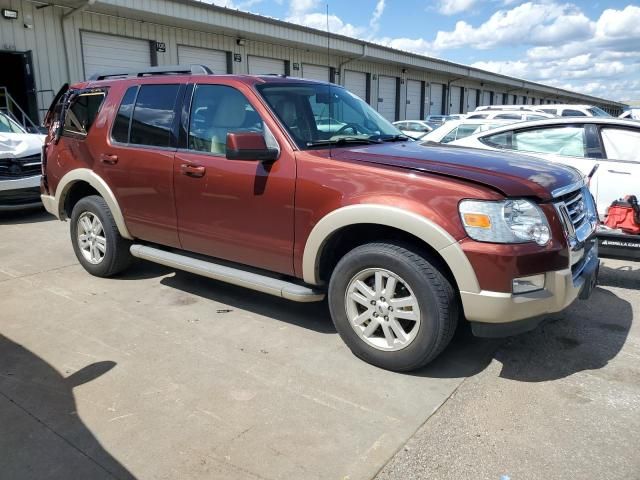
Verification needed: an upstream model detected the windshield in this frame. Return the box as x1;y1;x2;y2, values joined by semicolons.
588;106;611;117
257;83;403;148
0;113;25;134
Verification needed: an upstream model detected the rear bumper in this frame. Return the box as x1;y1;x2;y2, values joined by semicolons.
0;176;42;211
462;242;599;337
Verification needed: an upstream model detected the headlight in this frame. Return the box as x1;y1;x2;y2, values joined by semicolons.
459;199;551;246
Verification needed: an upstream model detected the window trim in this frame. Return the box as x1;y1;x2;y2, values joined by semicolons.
109;85;139;146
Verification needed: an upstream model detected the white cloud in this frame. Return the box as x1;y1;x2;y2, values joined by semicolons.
370;0;386;32
288;0;318;16
437;0;478;16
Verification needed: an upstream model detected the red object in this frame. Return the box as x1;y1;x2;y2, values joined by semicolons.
604;196;640;235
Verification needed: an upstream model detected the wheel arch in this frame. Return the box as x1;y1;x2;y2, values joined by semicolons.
54;168;133;239
302;205;480;294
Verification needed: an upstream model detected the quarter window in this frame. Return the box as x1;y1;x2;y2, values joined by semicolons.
63;92;105;137
129;84;181;147
188;84;263;155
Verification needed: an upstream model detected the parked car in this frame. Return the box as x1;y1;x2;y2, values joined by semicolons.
466;110;555;122
475;105;546;113
535;104;611;118
619;108;640;120
424;114;451;125
0;112;45;211
450;117;639;219
41;66;599;371
421;119;517;144
446;114;467;121
392;120;433;139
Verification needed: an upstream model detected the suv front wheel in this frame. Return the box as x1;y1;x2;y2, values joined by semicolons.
70;195;132;277
328;242;458;371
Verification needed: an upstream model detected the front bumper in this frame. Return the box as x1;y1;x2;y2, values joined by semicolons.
462;241;599;337
0;175;42;211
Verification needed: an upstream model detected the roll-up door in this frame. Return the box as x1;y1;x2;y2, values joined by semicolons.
178;45;228;74
377;76;397;122
481;91;491;106
248;56;285;75
430;83;444;115
493;92;502;105
405;80;422;119
344;70;367;102
449;86;462;114
302;64;329;82
81;32;151;79
467;88;478;111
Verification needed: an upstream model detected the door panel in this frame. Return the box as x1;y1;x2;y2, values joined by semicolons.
178;45;228;74
101;83;182;247
81;32;151;79
430;83;443;115
248;56;285;75
377;76;397;122
173;83;296;275
449;86;461;114
405;80;422;120
344;70;367;102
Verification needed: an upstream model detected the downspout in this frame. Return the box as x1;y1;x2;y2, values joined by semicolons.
61;0;98;83
337;44;368;86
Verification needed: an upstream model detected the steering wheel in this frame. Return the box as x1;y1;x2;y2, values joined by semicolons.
334;123;361;136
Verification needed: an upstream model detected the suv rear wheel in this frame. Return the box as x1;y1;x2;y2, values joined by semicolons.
70;195;132;277
328;242;458;371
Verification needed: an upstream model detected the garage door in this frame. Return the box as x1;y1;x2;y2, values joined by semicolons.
449;86;462;114
481;91;491;106
344;70;367;102
302;64;329;82
377;76;397;122
466;88;478;111
178;45;228;74
405;80;422;119
248;56;285;75
430;83;443;115
81;32;151;79
493;92;502;105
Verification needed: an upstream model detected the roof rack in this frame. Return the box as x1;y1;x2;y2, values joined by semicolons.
89;64;212;81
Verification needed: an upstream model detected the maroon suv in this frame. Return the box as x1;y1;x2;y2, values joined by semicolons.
41;65;599;371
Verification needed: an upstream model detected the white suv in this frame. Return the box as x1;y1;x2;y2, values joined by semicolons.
536;104;611;118
467;110;555;122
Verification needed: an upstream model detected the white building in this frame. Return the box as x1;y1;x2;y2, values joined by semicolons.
0;0;626;126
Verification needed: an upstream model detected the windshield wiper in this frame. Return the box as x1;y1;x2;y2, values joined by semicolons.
306;137;383;147
373;134;411;142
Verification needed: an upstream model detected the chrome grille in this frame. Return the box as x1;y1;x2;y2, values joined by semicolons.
554;186;597;243
0;154;42;179
561;189;587;231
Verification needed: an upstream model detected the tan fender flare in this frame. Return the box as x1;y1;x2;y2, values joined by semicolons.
301;204;480;293
51;168;133;240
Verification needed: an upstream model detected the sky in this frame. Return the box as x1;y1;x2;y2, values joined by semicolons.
204;0;640;103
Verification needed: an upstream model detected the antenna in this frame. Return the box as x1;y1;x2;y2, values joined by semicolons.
326;3;332;158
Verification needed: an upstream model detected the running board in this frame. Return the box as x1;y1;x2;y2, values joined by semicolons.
130;244;325;303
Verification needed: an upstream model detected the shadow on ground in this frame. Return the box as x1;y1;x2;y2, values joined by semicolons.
0;335;135;480
0;208;53;225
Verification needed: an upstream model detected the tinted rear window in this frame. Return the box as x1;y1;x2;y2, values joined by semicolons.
112;86;138;143
129;84;181;147
63;92;105;137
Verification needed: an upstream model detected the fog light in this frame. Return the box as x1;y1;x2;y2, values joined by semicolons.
512;274;545;294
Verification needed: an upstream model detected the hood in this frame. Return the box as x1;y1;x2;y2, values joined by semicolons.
0;133;45;159
329;142;582;201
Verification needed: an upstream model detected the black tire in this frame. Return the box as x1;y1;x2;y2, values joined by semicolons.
328;242;458;372
70;195;132;277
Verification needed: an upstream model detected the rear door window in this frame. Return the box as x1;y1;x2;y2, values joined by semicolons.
600;128;640;162
63;92;106;137
129;84;181;147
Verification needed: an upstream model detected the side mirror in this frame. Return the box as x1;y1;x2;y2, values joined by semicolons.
226;132;279;162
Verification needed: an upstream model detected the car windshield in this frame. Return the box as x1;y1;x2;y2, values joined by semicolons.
0;113;25;134
257;83;403;148
588;106;611;117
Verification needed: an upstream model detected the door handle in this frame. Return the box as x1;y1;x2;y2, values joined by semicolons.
607;169;631;175
180;164;206;178
100;154;119;165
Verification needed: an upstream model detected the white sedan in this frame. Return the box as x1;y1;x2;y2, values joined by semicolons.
0;113;46;211
450;117;640;218
420;119;518;144
392;120;434;139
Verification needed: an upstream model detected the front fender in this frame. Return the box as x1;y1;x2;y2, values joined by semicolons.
301;204;480;293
